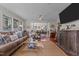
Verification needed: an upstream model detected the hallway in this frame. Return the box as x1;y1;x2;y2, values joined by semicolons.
12;39;67;56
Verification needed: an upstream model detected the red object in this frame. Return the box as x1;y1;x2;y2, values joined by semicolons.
50;32;57;43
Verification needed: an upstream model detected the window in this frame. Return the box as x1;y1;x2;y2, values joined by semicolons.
13;18;18;28
3;15;12;31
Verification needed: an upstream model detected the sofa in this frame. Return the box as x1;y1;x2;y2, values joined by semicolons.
0;31;28;56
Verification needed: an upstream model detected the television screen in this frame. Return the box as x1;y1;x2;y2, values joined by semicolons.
59;3;79;24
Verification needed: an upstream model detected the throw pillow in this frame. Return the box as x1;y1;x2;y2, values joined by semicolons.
3;35;11;43
0;36;6;45
16;31;23;38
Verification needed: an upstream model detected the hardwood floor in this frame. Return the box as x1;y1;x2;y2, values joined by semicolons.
12;39;67;56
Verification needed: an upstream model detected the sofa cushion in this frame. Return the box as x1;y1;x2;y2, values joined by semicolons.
3;35;11;43
0;39;19;52
0;42;13;52
15;31;23;38
22;30;28;36
16;39;21;45
0;36;5;45
10;34;18;41
11;41;18;48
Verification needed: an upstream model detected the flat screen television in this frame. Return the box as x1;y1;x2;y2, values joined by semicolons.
59;3;79;24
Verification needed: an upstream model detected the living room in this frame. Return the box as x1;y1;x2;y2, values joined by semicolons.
0;3;69;56
0;2;79;57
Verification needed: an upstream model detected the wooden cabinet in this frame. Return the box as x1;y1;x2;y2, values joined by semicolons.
57;30;79;55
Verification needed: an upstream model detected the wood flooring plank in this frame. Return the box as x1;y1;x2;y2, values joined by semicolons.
12;39;67;56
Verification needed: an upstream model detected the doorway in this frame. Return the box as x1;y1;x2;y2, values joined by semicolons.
31;23;50;41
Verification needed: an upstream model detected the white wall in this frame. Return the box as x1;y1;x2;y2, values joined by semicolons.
24;14;60;32
0;5;26;31
60;20;79;30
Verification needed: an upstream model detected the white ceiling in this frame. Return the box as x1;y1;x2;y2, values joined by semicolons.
0;3;71;23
